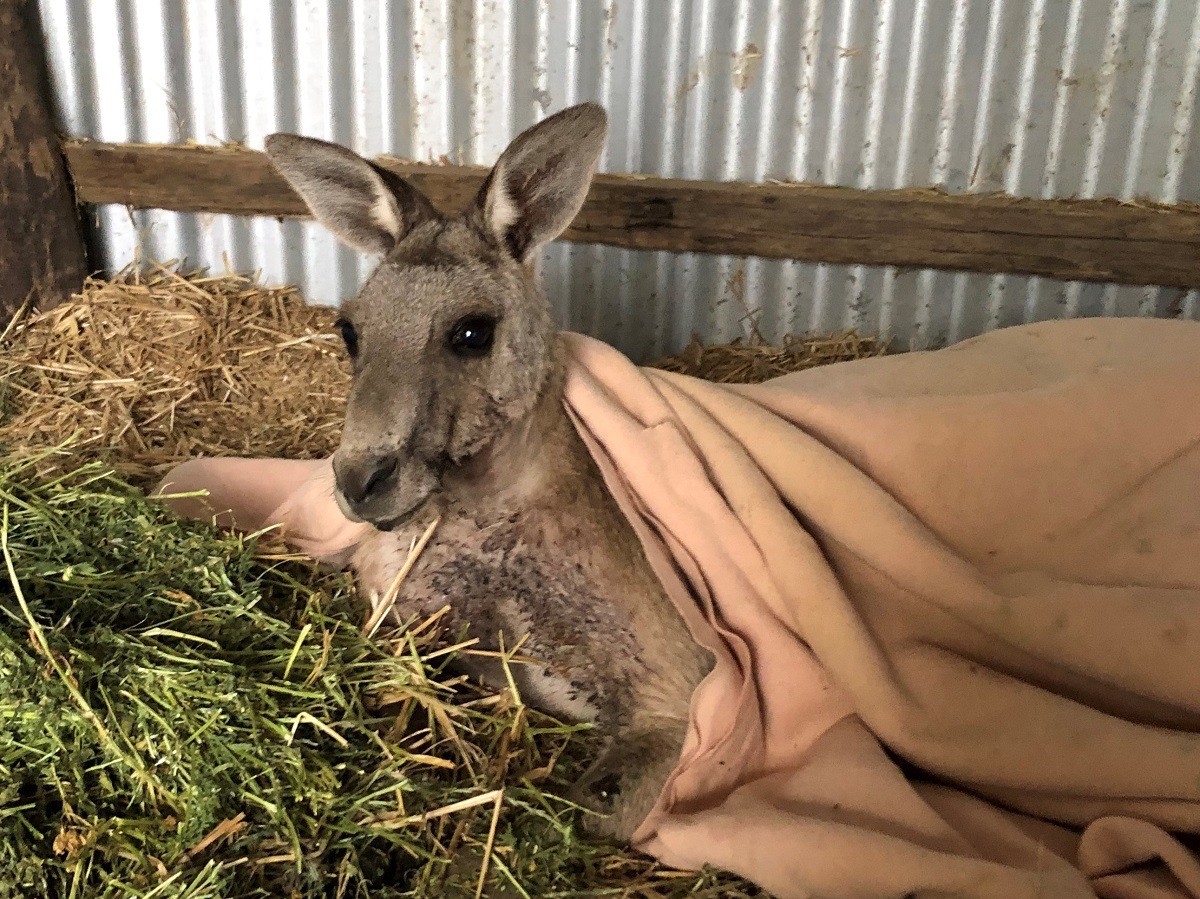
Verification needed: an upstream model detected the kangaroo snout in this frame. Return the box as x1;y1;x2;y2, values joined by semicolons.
335;452;398;506
333;449;437;528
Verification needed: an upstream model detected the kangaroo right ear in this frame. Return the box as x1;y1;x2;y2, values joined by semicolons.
467;103;607;265
264;134;438;256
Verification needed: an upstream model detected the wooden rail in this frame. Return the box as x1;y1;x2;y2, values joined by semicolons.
64;140;1200;289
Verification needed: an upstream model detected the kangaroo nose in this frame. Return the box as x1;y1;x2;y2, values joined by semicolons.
335;454;399;506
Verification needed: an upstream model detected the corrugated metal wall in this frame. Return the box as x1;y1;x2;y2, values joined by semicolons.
34;0;1200;359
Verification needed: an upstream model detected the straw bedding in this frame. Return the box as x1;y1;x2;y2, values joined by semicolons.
0;265;350;488
0;266;883;898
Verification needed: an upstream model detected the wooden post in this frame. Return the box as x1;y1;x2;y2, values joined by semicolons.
0;0;87;319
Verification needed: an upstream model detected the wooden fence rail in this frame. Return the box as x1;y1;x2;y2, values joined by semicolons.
65;140;1200;289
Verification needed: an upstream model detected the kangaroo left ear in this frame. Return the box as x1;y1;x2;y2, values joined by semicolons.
467;103;608;264
265;133;439;257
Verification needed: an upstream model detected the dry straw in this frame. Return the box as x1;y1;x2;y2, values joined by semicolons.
0;262;349;487
656;331;886;383
0;264;883;898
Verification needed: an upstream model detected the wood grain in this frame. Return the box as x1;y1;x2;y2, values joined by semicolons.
65;140;1200;288
1;1;87;318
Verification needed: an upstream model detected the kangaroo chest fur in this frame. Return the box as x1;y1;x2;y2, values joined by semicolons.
352;505;640;723
349;416;708;731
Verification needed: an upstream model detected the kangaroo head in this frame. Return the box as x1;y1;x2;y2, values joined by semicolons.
265;103;607;528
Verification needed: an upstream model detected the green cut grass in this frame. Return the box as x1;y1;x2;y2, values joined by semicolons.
0;450;760;898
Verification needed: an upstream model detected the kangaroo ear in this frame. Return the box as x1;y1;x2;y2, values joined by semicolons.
468;103;607;264
264;134;438;256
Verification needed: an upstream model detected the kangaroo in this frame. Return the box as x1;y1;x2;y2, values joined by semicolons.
264;103;711;839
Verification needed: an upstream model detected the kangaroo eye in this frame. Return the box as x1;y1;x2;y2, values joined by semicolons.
447;315;496;357
334;318;359;359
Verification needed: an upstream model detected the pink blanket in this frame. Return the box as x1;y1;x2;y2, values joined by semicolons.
158;319;1200;898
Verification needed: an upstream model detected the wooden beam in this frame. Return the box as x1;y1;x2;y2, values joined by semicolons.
64;140;1200;289
0;0;88;318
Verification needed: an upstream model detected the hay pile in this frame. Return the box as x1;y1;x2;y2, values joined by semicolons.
0;266;882;898
0;265;349;488
656;332;884;384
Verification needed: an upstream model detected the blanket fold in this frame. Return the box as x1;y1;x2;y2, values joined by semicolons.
157;319;1200;898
